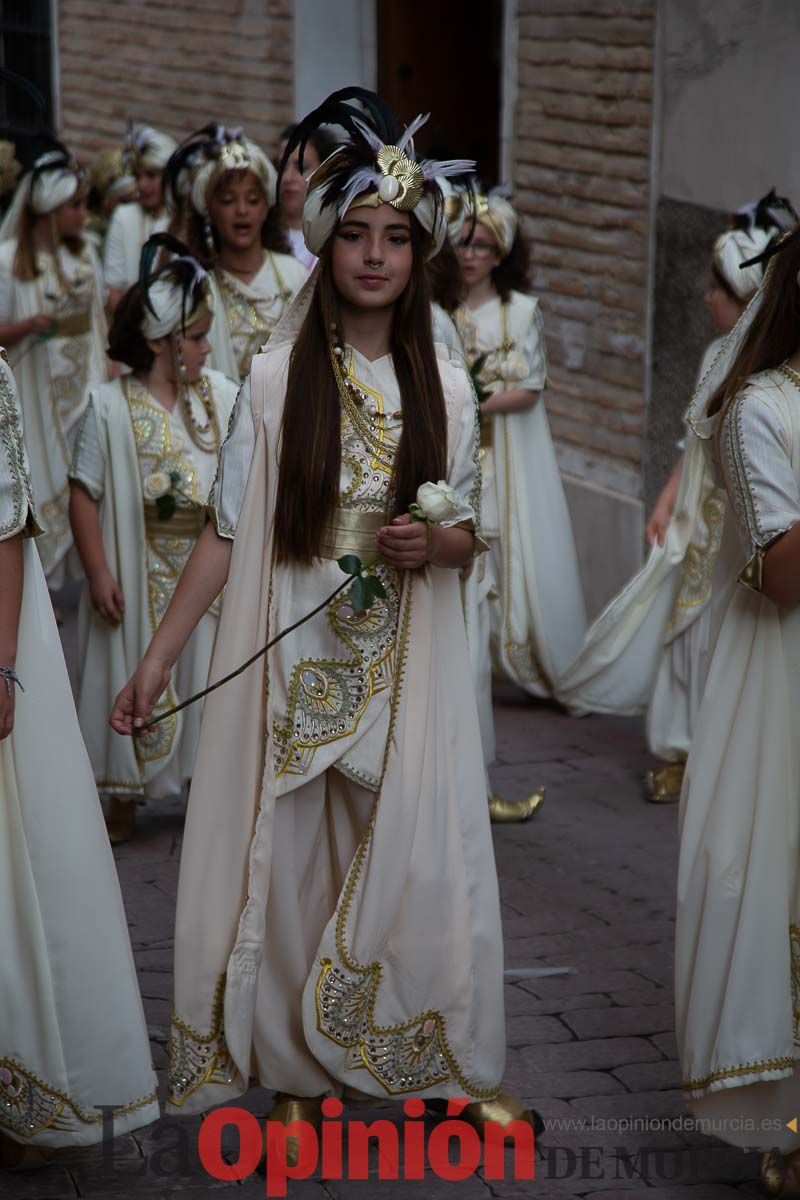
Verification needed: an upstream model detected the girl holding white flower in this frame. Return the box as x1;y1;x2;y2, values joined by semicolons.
456;190;586;737
110;91;541;1153
68;239;237;842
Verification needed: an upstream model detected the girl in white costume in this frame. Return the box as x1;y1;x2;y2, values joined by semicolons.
104;124;177;310
0;145;108;589
69;241;237;844
276;124;336;272
0;353;158;1167
674;225;800;1195
175;126;307;382
558;193;796;804
110;90;541;1156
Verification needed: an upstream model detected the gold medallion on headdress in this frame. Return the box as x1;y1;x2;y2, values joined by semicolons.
217;141;250;173
375;145;424;211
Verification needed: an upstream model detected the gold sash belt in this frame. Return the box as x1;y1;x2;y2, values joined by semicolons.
319;507;385;560
144;504;207;540
52;309;91;338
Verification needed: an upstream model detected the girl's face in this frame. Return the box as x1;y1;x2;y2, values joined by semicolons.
457;224;501;288
331;203;413;311
209;170;268;255
137;168;164;213
175;312;212;382
278;140;321;223
54;192;88;239
704;273;745;335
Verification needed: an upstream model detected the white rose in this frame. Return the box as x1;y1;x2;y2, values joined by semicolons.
143;471;172;500
416;480;462;523
499;352;529;384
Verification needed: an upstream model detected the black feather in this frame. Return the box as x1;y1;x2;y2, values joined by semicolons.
139;232;198;324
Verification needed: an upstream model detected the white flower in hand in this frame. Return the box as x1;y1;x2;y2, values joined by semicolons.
143;471;172;500
414;480;462;523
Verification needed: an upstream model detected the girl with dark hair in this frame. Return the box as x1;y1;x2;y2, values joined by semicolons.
559;193;796;807
110;91;540;1158
277;123;337;271
175;126;306;381
0;146;108;589
68;238;238;843
455;189;585;812
672;224;800;1193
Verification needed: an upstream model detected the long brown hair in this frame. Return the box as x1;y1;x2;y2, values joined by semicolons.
274;215;448;564
708;231;800;446
492;226;532;301
13;202;86;281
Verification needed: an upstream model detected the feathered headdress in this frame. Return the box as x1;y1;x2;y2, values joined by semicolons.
278;87;476;260
138;232;212;340
167;124;277;220
122;122;177;174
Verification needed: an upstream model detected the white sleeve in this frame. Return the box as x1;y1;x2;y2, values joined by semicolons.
206;376;257;539
721;385;800;589
68;398;106;501
520;301;547;392
103;206;130;290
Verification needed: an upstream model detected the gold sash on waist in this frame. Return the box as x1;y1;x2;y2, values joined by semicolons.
52;309;92;338
319;507;385;560
144;504;207;540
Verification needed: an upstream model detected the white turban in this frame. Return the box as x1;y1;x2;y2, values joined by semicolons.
29;151;81;215
141;267;213;341
126;125;177;172
475;191;517;258
190;136;277;218
713;226;773;302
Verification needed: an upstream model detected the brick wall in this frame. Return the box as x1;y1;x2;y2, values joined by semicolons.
58;0;293;163
514;0;656;499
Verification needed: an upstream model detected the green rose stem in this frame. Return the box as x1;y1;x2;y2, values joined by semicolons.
140;555;380;731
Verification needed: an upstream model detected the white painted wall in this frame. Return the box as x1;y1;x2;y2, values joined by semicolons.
660;0;800;208
293;0;377;119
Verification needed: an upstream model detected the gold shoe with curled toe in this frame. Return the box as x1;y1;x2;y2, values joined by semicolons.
265;1094;324;1170
428;1090;544;1142
488;789;545;824
106;795;137;845
761;1149;800;1198
644;762;685;805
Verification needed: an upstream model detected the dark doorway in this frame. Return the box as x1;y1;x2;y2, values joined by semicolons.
377;0;503;186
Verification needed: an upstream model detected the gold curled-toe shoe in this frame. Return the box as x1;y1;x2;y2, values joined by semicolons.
761;1150;800;1198
489;789;545;824
644;762;685;804
265;1094;324;1170
106;795;137;845
0;1131;54;1171
427;1090;544;1141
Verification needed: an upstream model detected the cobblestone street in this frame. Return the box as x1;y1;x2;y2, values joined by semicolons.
3;599;768;1199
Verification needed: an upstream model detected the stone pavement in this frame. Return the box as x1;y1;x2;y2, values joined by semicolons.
3;598;770;1200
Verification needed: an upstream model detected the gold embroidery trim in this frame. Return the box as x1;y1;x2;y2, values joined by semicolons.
168;973;235;1108
314;577;501;1099
682;1056;795;1095
0;1056;157;1139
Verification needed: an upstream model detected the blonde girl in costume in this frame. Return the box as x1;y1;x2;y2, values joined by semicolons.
110;89;541;1157
69;238;237;844
175;125;307;381
558;192;796;804
0;352;158;1168
0;145;108;589
104;124;177;310
673;221;800;1196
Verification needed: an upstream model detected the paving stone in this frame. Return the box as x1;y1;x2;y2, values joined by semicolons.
520;1036;662;1075
0;1166;78;1198
519;969;660;999
506;1012;574;1047
613;1060;683;1092
562;1004;675;1041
